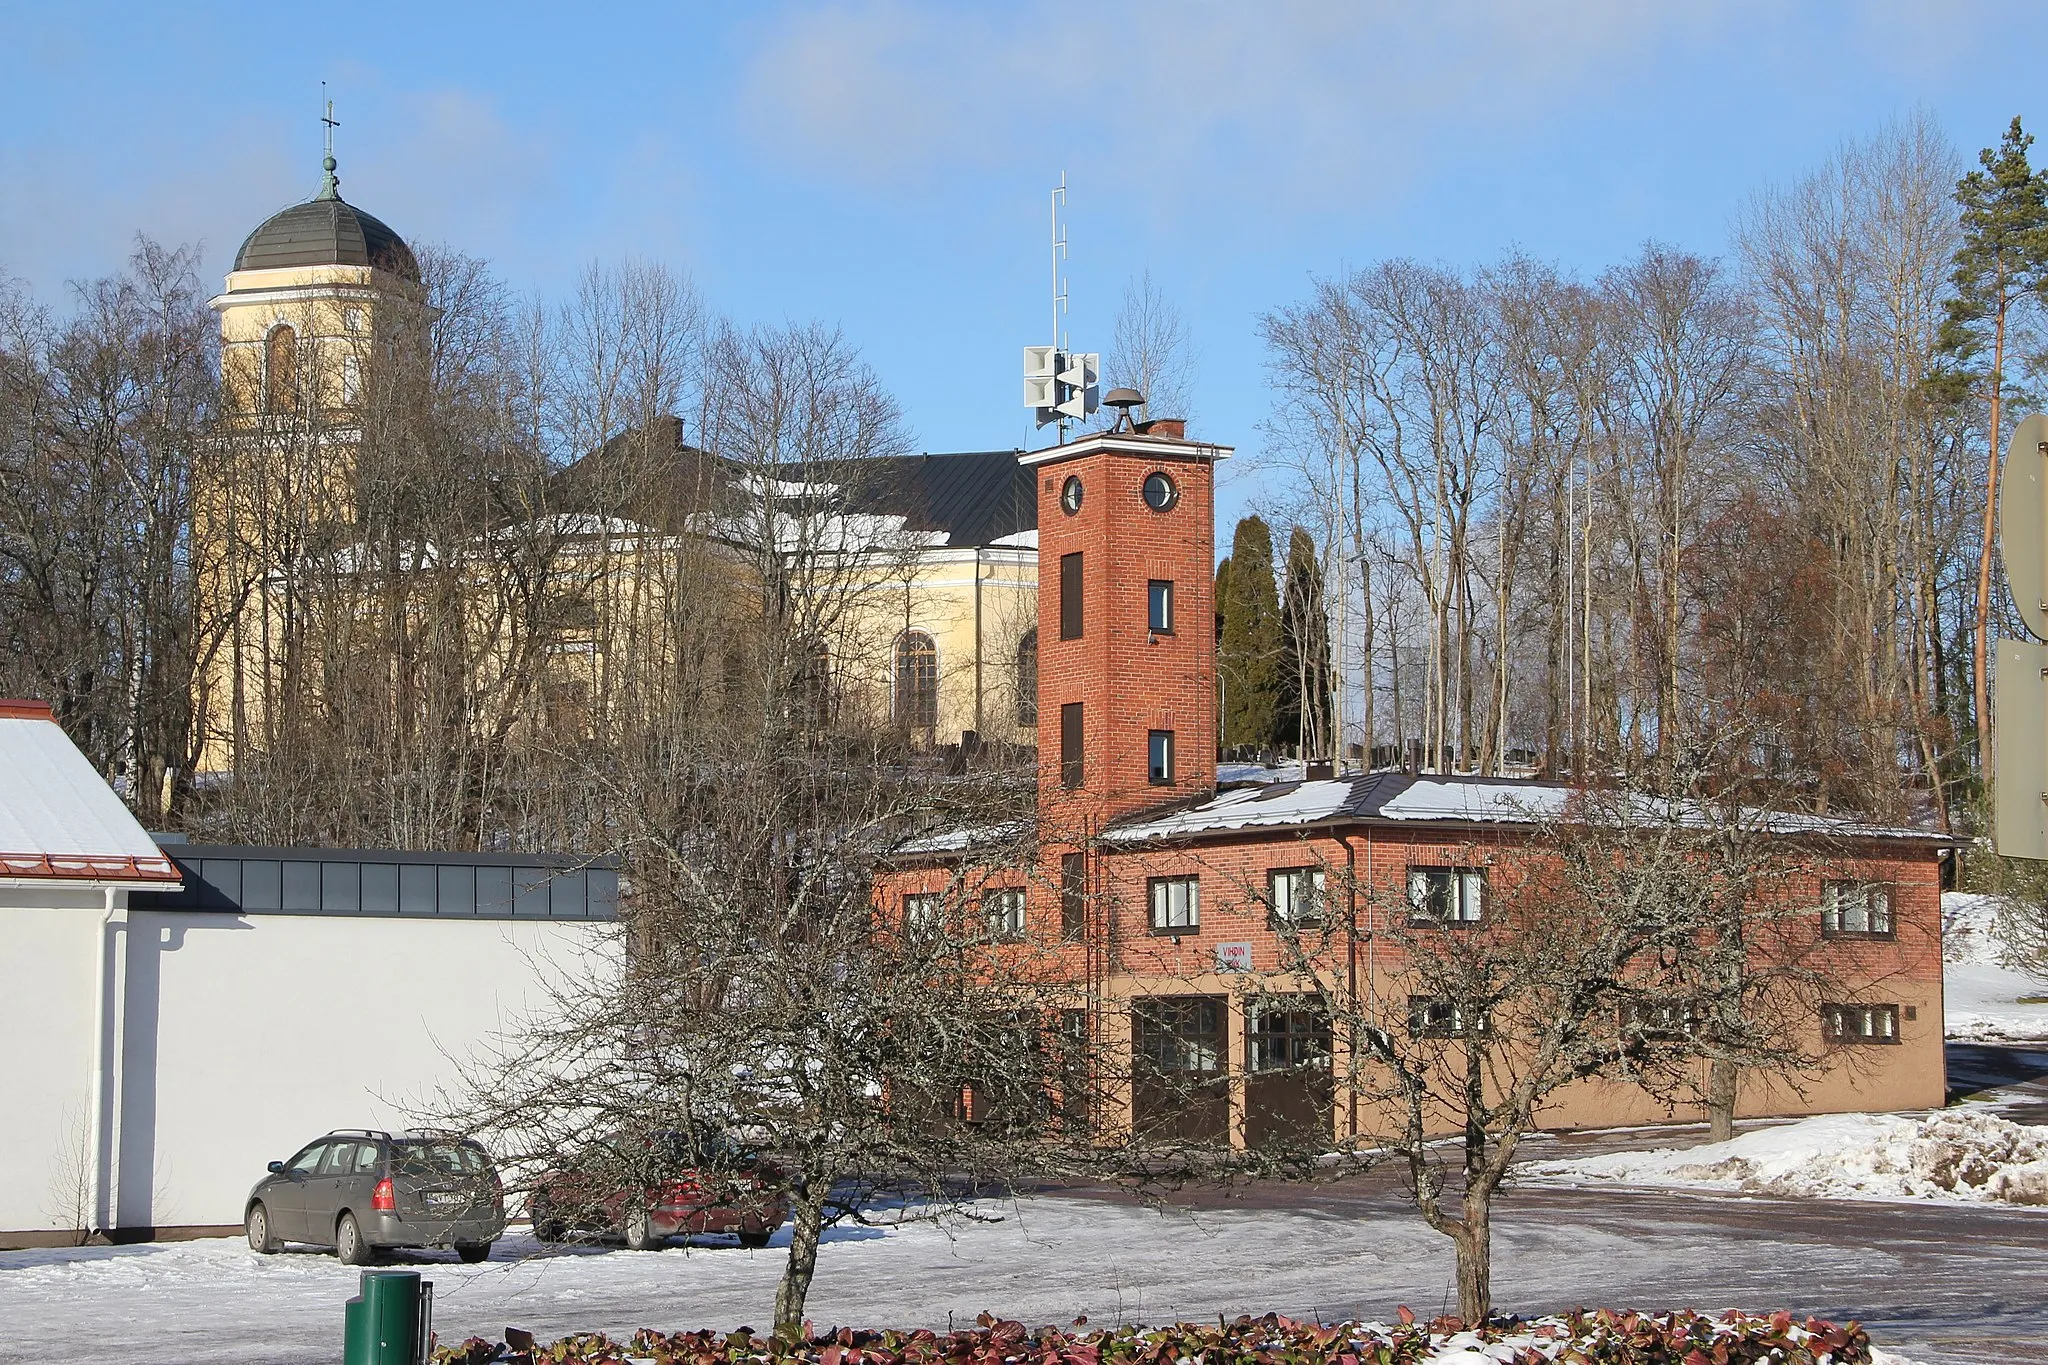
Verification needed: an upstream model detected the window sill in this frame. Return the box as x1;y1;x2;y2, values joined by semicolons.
1407;917;1481;929
1827;1036;1902;1046
1149;925;1201;937
1820;930;1897;941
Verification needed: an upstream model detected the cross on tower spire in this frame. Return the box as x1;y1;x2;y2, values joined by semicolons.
316;84;341;201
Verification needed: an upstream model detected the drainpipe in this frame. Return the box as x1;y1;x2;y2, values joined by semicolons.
972;547;984;737
1337;832;1359;1141
87;886;123;1239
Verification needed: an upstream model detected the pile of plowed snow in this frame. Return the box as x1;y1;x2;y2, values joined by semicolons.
1524;1109;2048;1206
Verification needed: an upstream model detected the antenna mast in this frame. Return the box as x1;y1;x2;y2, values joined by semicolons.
1052;174;1068;360
1022;173;1098;443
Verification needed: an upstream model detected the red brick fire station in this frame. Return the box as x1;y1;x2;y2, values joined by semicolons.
880;419;1949;1146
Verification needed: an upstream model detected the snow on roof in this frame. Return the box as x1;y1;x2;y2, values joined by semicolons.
1217;759;1306;785
890;821;1031;858
0;702;180;885
987;529;1038;550
1102;778;1366;843
1377;778;1573;823
508;511;657;539
1102;773;1948;846
687;509;951;555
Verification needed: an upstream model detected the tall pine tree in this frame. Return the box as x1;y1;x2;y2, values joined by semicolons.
1940;116;2048;788
1277;527;1334;760
1218;516;1282;751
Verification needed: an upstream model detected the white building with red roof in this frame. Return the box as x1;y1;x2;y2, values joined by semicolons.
0;700;184;1239
2;700;620;1247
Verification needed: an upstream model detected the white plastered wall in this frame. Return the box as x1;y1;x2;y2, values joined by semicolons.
0;889;107;1234
2;903;618;1238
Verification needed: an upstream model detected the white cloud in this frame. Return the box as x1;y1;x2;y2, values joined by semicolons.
734;0;2022;219
737;0;1725;207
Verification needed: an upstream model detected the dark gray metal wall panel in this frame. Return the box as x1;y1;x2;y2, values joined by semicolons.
132;846;621;921
399;863;438;916
437;865;476;916
321;862;361;914
362;863;399;915
477;866;514;917
282;862;321;912
244;861;282;911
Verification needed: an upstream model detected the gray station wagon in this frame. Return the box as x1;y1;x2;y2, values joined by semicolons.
245;1129;505;1263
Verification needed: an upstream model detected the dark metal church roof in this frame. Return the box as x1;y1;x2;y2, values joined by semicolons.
826;449;1037;548
233;196;420;282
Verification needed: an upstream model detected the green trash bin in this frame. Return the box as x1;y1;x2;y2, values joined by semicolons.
342;1268;434;1365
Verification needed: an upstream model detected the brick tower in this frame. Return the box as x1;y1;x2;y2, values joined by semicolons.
1022;419;1228;838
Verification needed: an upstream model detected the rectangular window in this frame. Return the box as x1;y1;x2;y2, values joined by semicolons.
1060;552;1083;640
1133;997;1222;1073
984;887;1026;940
1623;999;1694;1040
1823;1002;1900;1044
1408;995;1481;1038
1148;579;1175;634
1148;875;1200;933
1248;1004;1331;1071
1148;729;1175;785
1059;702;1084;788
1407;867;1486;925
1060;851;1087;941
1269;866;1327;929
904;892;942;935
1821;881;1895;937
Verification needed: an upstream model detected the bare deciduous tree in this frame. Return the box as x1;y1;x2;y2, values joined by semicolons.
1106;270;1195;424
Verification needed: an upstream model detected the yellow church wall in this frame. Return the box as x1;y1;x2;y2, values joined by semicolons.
195;201;1047;779
822;545;1039;747
212;262;423;417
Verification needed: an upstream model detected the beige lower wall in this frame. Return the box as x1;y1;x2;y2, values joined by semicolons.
1091;969;1947;1148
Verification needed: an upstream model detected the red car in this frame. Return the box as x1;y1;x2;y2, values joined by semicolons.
527;1131;787;1250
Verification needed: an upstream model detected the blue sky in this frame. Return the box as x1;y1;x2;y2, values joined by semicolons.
1;1;2039;531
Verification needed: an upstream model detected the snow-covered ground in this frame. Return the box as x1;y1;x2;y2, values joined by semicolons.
0;1188;2000;1365
1522;1109;2048;1207
1943;893;2048;1043
2;893;2039;1363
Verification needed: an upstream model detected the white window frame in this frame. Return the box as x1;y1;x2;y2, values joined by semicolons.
1408;866;1485;925
1824;1002;1900;1044
1821;881;1894;937
1148;729;1175;785
983;887;1026;939
1409;995;1480;1038
1148;876;1200;934
1269;866;1326;928
904;892;942;935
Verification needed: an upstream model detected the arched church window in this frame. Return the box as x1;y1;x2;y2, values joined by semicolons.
793;639;833;726
1015;629;1038;727
265;324;298;414
894;630;938;730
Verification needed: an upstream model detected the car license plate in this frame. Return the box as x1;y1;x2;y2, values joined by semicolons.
426;1192;463;1212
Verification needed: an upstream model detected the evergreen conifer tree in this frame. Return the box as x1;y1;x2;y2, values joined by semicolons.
1939;116;2048;787
1218;516;1282;751
1277;527;1334;760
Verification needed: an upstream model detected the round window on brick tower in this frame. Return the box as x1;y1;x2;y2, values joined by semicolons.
1060;475;1083;516
1142;471;1178;512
